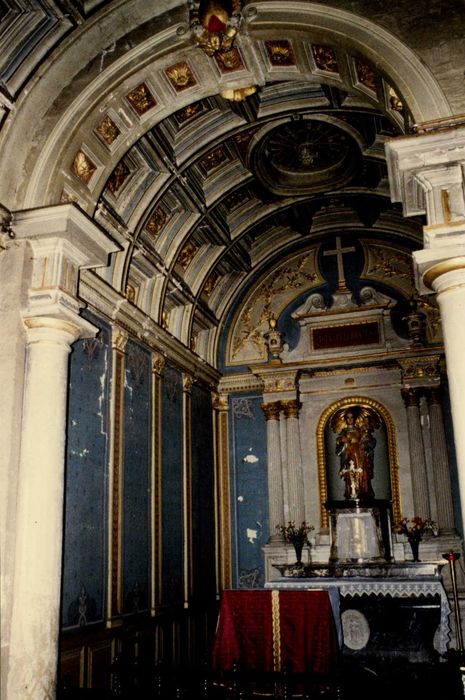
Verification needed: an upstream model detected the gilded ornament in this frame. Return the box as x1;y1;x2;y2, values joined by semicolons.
71;150;96;184
203;270;220;296
355;59;377;91
312;44;339;73
191;0;242;58
146;207;167;237
183;374;194;393
388;86;403;114
281;399;301;420
96;115;120;145
261;401;281;421
126;83;157;115
152;351;166;375
60;190;78;204
219;85;257;101
161;310;170;330
178;241;198;269
125;284;136;303
166;62;197;91
174;102;204;124
112;327;129;352
107;161;130;194
200;146;227;172
265;40;295;66
215;47;244;72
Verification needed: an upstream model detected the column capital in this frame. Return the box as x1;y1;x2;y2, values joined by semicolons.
261;401;281;421
22;314;93;348
281;399;302;419
401;387;421;407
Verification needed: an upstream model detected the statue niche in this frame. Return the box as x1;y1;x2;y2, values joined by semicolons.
324;403;392;562
325;404;391;505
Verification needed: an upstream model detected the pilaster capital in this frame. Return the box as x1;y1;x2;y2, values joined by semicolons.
281;399;302;419
112;326;129;352
212;392;229;412
261;401;281;421
401;387;421;408
152;351;166;376
183;373;194;394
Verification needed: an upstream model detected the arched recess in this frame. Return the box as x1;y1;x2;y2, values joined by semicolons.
316;396;401;530
2;0;448;211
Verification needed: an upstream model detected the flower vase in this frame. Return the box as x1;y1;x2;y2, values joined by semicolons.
293;541;304;565
409;536;421;562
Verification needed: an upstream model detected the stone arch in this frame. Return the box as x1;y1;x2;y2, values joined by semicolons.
0;2;449;211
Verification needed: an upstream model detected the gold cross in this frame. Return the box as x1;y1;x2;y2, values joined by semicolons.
323;236;355;291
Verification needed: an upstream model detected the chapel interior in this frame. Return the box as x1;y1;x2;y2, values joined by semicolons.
2;1;465;698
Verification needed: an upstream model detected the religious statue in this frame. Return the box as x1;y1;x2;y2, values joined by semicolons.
330;407;380;501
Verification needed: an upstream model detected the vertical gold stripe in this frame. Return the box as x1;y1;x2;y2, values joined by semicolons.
151;360;163;614
183;378;193;607
217;408;232;591
271;590;281;672
108;346;126;620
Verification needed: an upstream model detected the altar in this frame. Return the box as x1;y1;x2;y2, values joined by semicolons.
212;589;339;674
266;567;451;663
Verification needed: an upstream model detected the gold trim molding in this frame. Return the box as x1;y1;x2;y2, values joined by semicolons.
316;396;401;529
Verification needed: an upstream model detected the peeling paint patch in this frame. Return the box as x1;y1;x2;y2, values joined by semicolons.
246;528;258;544
243;454;259;464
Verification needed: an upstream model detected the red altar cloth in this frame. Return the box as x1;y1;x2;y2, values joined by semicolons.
212;590;338;675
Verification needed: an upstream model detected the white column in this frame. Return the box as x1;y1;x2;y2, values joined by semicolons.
282;400;305;525
7;317;94;699
427;268;465;534
262;401;285;542
401;388;431;518
4;204;118;700
427;387;456;533
386;125;465;535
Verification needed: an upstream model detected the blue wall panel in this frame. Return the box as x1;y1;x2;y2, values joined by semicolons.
230;395;268;588
122;340;151;614
161;364;184;604
191;384;216;601
62;317;111;629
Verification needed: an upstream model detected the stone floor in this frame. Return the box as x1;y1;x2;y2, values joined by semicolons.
59;656;465;699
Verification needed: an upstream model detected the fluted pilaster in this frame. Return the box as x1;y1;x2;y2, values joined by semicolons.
262;401;285;541
282;400;305;525
427;388;456;532
402;388;431;518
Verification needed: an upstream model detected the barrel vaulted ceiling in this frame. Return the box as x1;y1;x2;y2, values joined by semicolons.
0;1;458;370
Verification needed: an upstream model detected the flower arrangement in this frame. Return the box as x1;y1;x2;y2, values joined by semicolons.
276;521;314;545
396;516;438;540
